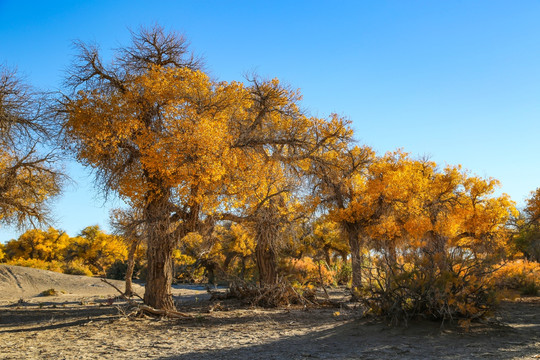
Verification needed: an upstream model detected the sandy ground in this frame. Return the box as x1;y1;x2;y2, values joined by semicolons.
0;265;539;359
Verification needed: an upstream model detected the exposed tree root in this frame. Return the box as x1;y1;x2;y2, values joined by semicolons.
100;278;192;318
137;305;192;318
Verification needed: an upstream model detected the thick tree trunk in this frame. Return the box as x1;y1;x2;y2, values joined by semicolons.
254;204;280;287
344;222;363;298
144;234;175;310
204;261;216;285
255;235;277;287
143;192;176;311
124;238;141;296
428;232;449;274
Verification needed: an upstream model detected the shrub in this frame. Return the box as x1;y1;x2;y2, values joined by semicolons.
520;282;539;296
105;260;128;280
358;249;501;324
105;260;144;280
227;280;316;307
282;257;335;286
0;244;5;262
62;260;93;276
64;226;128;275
39;288;59;296
331;260;352;285
492;260;540;296
4;228;71;262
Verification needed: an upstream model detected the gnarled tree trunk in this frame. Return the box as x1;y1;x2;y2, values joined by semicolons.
143;192;176;311
144;235;175;310
254;204;281;287
255;234;277;287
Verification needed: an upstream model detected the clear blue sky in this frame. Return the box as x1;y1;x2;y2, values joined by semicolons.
1;0;539;242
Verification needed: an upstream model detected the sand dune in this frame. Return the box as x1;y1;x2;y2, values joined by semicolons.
0;265;143;302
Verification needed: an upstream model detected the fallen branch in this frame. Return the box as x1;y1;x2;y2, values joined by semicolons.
100;278;138;306
100;278;144;301
226;280;319;308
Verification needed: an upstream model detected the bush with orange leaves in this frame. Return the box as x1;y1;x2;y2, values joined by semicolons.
341;154;517;324
282;257;336;286
491;260;540;296
0;243;5;262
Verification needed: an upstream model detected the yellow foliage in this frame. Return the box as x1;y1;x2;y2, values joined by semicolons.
525;188;540;223
325;151;516;321
64;226;128;275
4;228;70;262
64;65;247;210
312;219;349;256
63;260;94;276
62;31;359;295
224;223;255;257
491;260;540;293
6;258;64;273
283;257;335;285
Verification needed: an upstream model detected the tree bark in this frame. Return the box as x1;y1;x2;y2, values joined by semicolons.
254;204;280;287
344;222;364;298
143;192;176;311
323;245;332;266
144;234;175;310
255;235;277;287
223;253;236;273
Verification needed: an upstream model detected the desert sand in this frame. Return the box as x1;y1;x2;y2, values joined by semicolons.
0;264;538;359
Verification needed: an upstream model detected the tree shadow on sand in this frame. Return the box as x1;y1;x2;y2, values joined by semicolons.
0;301;123;333
157;300;540;360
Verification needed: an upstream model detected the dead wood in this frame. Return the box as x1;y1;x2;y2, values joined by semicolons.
100;278;139;305
137;304;192;318
100;278;192;318
223;280;318;308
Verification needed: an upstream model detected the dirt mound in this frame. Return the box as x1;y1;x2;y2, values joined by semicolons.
0;265;143;301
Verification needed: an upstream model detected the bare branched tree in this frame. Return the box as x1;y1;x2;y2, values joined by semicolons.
0;65;65;229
